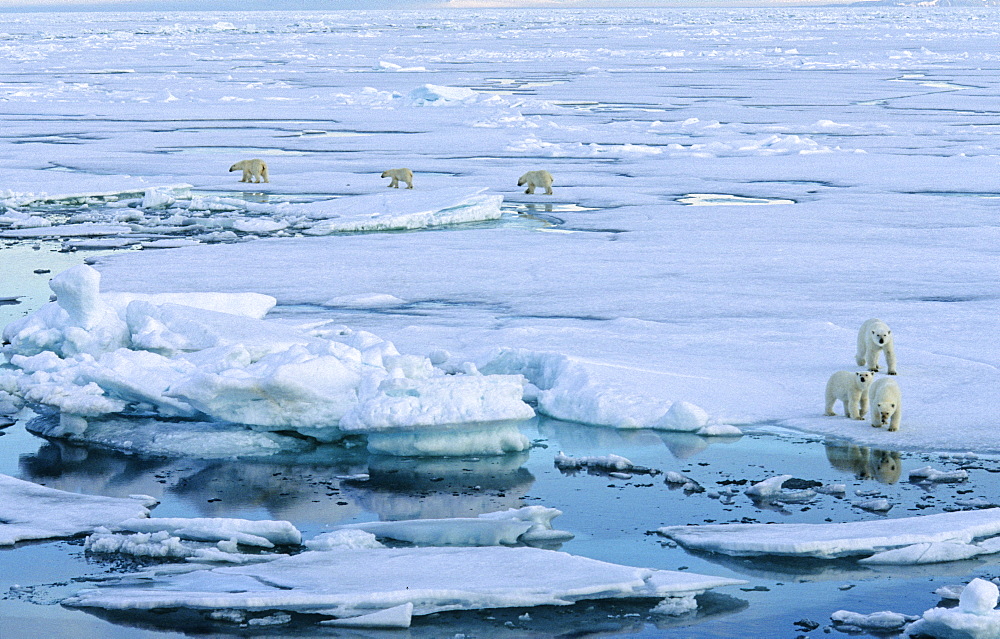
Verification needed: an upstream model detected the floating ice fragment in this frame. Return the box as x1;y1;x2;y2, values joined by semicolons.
659;508;1000;559
831;609;918;631
910;466;969;483
854;498;893;513
555;451;657;475
117;517;302;548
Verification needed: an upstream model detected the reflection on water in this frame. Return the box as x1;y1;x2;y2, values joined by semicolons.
345;453;535;521
825;439;902;484
18;437;371;525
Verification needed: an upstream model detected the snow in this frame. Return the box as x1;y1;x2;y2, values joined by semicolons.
0;473;156;546
62;545;745;619
658;508;1000;559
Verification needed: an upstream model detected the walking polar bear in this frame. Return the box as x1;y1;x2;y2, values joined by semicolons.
856;318;897;375
229;159;269;183
518;170;554;195
381;168;414;189
825;370;875;420
869;377;902;432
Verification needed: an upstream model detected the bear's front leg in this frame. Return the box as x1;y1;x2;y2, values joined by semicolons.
885;348;897;375
388;178;399;188
859;393;869;420
241;170;252;183
847;391;862;420
888;409;901;432
865;346;880;372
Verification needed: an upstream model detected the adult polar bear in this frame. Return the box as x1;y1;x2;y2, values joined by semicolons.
229;159;269;184
856;318;897;375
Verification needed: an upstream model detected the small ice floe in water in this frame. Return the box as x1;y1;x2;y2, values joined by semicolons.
664;471;704;493
858;541;983;565
330;506;573;547
905;578;1000;639
831;610;918;633
909;466;970;483
554;451;659;476
854;498;893;513
675;193;795;206
744;474;816;504
658;509;1000;560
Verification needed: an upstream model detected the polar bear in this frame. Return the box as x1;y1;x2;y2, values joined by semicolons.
517;170;553;195
856;318;897;375
381;168;413;189
229;159;269;183
869;377;902;432
825;442;902;483
824;370;875;420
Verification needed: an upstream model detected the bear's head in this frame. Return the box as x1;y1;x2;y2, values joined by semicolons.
876;400;897;425
870;324;892;345
855;371;875;386
871;450;901;484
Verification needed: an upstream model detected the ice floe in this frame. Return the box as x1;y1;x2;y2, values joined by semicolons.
333;506;573;547
0;473;156;545
658;508;1000;560
62;545;745;624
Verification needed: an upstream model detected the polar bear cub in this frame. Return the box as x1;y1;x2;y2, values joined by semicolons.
518;170;553;195
825;370;875;420
869;377;902;432
381;168;413;189
229;159;269;183
856;318;897;375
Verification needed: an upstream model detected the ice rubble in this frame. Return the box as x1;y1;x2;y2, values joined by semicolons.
482;348;737;435
0;473;156;545
62;545;745;623
1;264;536;456
905;578;1000;639
658;508;1000;561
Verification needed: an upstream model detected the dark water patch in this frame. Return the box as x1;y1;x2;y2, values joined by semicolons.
902;294;996;303
901;190;1000;199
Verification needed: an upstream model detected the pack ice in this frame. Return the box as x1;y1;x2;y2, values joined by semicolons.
0;264;534;456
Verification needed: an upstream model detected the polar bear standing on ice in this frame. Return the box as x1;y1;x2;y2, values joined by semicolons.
518;170;553;195
825;370;875;420
381;168;413;189
229;159;269;183
856;318;897;375
869;377;902;432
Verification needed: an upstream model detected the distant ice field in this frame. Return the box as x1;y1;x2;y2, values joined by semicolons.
2;7;993;450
